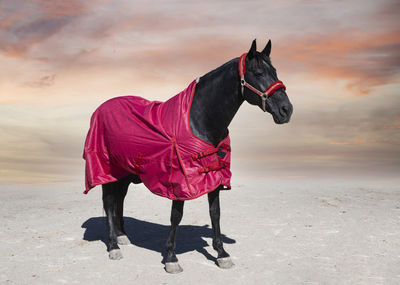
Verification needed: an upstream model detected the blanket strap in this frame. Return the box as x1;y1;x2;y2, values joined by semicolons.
192;147;218;160
198;161;230;174
192;144;231;160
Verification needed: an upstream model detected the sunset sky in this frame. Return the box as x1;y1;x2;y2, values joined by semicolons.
0;0;399;186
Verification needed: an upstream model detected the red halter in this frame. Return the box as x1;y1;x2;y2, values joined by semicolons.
238;53;286;111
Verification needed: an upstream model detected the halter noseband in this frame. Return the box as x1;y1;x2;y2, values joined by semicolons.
238;53;286;112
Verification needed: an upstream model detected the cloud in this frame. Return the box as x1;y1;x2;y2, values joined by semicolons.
31;0;87;19
375;0;400;21
0;105;86;183
0;0;99;58
22;74;56;88
330;141;351;145
329;138;388;145
275;30;400;95
386;123;400;129
3;0;398;96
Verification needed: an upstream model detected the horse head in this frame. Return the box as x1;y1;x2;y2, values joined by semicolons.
241;39;293;124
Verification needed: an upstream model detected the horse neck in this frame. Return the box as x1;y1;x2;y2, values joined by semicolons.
189;58;244;146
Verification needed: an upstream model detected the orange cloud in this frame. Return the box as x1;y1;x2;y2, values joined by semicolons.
387;125;400;129
275;30;400;95
330;137;389;145
0;13;24;30
352;138;366;144
22;74;56;88
296;32;399;54
32;0;87;19
330;141;350;145
0;0;107;58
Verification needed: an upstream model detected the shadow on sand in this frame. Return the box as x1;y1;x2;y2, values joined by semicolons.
81;217;236;263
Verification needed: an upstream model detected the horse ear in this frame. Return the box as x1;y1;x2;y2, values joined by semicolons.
262;39;271;57
247;39;257;59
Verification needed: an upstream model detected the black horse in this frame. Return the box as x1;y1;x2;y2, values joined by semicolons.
99;39;293;273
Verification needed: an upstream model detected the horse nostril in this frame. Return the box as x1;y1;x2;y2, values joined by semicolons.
280;105;289;117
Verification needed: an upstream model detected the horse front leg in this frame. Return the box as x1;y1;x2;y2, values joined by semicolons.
165;200;184;273
208;188;234;269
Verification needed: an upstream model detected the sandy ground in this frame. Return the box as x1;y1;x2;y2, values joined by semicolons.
0;178;399;285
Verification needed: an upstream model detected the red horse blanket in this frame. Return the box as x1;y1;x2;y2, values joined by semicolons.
83;80;231;200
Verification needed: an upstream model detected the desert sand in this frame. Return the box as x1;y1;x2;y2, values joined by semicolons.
1;178;399;284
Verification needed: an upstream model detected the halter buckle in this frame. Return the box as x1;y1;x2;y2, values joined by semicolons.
261;96;267;112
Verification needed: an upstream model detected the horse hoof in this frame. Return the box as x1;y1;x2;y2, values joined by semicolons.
217;257;234;269
165;262;183;274
109;249;123;260
117;235;131;245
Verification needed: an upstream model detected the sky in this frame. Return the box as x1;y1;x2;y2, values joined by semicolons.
0;0;399;186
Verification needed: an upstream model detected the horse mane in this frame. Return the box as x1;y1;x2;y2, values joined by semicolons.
199;57;239;82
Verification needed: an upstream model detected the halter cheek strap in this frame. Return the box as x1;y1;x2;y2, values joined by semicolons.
238;53;286;112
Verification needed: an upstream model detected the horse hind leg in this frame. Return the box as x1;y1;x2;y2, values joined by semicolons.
115;187;130;246
102;176;131;260
115;175;138;245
